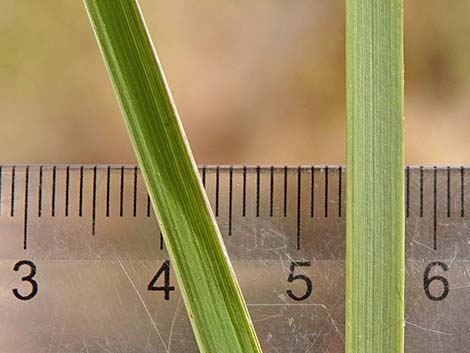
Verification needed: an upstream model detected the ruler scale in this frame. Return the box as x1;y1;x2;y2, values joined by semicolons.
0;165;468;352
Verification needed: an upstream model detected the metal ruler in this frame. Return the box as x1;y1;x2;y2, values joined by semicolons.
0;165;468;353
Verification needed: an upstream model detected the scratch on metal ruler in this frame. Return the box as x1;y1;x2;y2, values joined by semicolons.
406;321;453;336
82;338;90;353
117;257;169;353
412;240;434;251
167;297;183;353
304;293;342;353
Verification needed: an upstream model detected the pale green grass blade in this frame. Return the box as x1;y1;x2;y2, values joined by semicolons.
346;1;405;353
83;1;263;353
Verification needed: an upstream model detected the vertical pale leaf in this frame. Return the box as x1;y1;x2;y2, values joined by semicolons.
346;1;405;353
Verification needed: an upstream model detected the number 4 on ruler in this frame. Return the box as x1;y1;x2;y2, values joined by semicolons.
148;260;175;301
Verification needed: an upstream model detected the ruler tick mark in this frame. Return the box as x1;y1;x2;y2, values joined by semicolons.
324;166;329;218
338;166;342;217
461;166;465;217
269;166;274;217
311;166;315;217
51;166;56;217
242;166;247;217
160;231;164;250
202;166;206;188
256;166;260;217
147;194;151;217
420;166;424;217
92;166;97;236
447;166;451;218
79;166;84;217
228;166;233;235
296;167;301;250
10;165;15;217
0;165;3;216
215;166;220;217
65;166;70;217
120;166;124;217
0;166;2;216
133;166;138;217
283;166;288;218
433;166;437;250
38;166;43;217
23;166;29;250
106;166;111;217
406;166;410;218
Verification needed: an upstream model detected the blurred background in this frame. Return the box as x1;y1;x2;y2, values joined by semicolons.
0;0;469;166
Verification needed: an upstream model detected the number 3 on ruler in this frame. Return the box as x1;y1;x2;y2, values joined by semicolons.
12;260;38;301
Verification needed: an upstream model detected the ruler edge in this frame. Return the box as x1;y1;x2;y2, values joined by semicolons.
0;164;466;169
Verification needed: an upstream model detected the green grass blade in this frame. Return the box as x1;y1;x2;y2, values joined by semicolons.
83;2;263;353
346;1;404;353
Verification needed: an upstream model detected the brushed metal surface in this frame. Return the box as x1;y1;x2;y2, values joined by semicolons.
0;165;467;352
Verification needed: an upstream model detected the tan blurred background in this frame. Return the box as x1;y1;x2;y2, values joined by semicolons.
0;0;469;166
